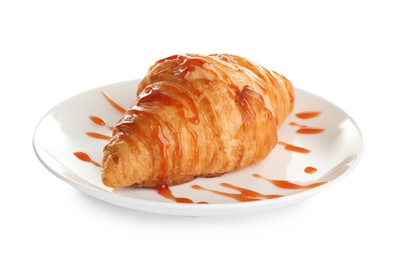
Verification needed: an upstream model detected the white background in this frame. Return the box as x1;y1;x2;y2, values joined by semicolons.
1;0;397;259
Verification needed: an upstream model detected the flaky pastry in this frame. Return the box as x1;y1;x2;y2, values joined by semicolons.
101;54;294;188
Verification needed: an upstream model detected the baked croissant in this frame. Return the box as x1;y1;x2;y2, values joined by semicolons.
102;53;295;188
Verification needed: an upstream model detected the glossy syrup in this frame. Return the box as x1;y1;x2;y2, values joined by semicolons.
86;132;111;140
253;174;326;189
73;91;125;168
73;64;327;203
277;141;310;153
192;183;282;202
157;185;194;204
90;116;114;130
304;166;317;174
295;111;321;119
73;152;101;167
289;122;325;134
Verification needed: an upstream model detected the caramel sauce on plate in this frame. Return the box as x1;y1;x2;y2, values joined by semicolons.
73;152;101;167
90;115;114;130
304;166;317;174
157;185;194;204
86;132;111;140
290;122;325;134
277;141;311;153
295;111;321;119
253;173;327;189
192;183;282;202
101;91;126;113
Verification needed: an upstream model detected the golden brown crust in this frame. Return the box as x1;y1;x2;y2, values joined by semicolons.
101;54;295;188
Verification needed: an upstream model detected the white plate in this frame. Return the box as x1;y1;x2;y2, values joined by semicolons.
33;80;364;216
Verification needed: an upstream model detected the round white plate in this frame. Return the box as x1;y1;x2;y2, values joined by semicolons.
33;80;364;216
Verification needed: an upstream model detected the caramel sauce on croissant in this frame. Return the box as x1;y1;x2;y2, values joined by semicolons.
117;108;170;182
137;83;200;124
73;60;327;204
74;91;326;204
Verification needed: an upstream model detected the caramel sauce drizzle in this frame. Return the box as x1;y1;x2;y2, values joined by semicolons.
86;132;111;140
253;173;327;189
157;185;208;204
157;185;194;203
191;183;282;202
277;141;310;153
295;111;321;119
117;108;170;184
289;122;325;134
90;116;114;130
201;97;223;136
72;62;328;204
73;152;101;167
304;166;317;174
101;91;127;113
73;91;124;168
137;83;200;124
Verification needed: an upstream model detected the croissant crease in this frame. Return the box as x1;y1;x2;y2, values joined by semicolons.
101;53;295;188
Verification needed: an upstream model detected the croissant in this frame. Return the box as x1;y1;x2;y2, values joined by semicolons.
101;53;295;188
